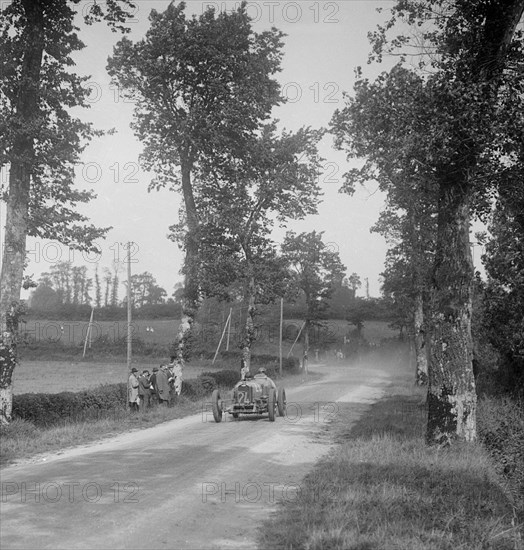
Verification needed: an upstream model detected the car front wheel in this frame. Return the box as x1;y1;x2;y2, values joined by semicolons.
268;388;276;422
277;388;286;417
212;389;223;423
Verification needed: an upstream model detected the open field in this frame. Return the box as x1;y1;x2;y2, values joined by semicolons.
19;318;180;347
14;317;399;395
19;316;398;349
11;360;216;395
19;316;297;348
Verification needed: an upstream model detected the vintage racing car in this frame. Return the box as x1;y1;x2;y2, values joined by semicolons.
211;373;286;422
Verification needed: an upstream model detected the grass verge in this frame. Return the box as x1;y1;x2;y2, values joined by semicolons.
259;376;522;550
0;396;203;467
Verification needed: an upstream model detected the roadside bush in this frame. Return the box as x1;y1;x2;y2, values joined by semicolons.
282;356;301;373
200;370;240;388
76;384;127;411
477;395;524;513
181;378;212;399
13;392;74;426
251;354;279;367
12;383;127;427
199;376;218;394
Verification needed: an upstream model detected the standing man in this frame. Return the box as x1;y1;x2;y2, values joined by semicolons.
155;365;170;407
127;368;139;412
138;370;152;412
150;367;159;407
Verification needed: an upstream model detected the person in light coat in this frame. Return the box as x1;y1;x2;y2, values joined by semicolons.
169;356;183;396
127;368;139;412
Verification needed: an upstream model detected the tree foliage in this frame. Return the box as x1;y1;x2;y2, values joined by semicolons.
126;271;167;308
191;123;323;368
107;1;285;192
0;0;134;247
0;0;136;425
480;180;524;395
106;0;286;360
282;230;346;322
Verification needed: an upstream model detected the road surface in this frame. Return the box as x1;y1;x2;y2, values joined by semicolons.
1;361;392;550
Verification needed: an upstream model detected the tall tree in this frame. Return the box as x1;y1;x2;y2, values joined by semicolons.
71;266;90;305
103;267;112;307
373;200;437;385
28;277;60;311
282;230;346;364
48;261;73;304
331;0;524;444
195;124;323;371
332;67;437;382
110;261;121;307
0;0;135;423
107;1;285;364
128;271;167;307
346;273;362;299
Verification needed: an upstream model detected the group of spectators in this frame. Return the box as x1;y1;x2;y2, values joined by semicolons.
127;355;183;412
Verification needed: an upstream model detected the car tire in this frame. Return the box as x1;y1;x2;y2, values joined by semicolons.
268;388;276;422
212;389;222;423
277;388;286;417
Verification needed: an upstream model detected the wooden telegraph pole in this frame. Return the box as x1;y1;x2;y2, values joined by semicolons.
212;309;231;364
226;307;232;351
279;298;283;377
82;307;94;358
126;242;132;371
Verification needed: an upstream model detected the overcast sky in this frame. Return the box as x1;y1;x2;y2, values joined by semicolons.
2;0;398;300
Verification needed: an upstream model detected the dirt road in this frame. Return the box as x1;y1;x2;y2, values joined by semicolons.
0;361;392;550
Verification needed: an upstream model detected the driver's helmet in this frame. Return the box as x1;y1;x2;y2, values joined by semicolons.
257;367;267;375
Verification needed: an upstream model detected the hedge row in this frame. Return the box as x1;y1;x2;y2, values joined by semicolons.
12;383;127;427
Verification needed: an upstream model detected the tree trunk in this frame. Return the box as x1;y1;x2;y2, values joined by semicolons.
240;265;256;375
176;157;200;364
427;180;476;445
414;290;428;385
0;0;45;425
424;0;524;445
